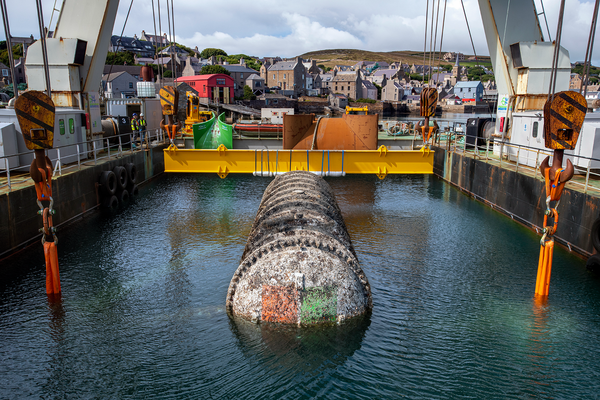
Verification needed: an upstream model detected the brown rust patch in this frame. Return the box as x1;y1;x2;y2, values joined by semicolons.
261;285;299;323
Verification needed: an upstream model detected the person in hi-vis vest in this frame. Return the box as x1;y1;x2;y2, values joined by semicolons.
139;113;147;145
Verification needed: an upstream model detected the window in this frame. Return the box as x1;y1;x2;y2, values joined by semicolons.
241;73;244;78
256;82;261;87
532;121;539;138
284;74;286;79
341;86;344;90
234;83;237;89
216;78;226;85
204;85;206;92
273;99;278;104
335;86;338;90
468;88;471;92
129;82;133;88
273;74;275;79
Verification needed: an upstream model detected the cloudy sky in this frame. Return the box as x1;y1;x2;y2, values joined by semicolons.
2;0;600;64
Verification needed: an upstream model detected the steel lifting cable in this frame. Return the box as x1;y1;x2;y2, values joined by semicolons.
157;0;165;80
548;0;566;103
107;0;135;86
580;0;600;98
166;0;176;85
151;0;161;87
427;0;437;84
460;0;479;67
423;0;429;87
429;0;442;85
436;0;448;74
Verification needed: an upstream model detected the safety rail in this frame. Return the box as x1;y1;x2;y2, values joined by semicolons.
440;131;600;196
0;128;167;191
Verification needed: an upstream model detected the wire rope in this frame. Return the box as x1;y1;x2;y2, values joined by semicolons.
436;0;448;83
580;0;600;98
107;0;135;90
423;0;429;87
427;0;437;84
548;0;566;102
157;0;164;81
429;0;442;85
151;0;161;87
460;0;478;67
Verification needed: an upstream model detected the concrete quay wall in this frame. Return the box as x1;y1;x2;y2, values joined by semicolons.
433;146;599;257
0;146;166;258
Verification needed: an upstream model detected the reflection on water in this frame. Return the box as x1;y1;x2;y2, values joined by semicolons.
229;313;370;374
0;174;599;398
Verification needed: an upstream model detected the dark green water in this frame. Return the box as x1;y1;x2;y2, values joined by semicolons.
1;174;599;399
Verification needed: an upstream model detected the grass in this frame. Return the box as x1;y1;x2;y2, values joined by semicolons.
299;49;491;69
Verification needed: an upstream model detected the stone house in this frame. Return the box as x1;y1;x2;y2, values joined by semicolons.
328;93;348;108
101;71;139;98
109;35;155;57
0;62;10;83
382;80;403;102
140;31;169;47
221;61;260;98
361;80;378;100
266;57;306;97
303;60;321;75
246;74;265;95
330;71;362;100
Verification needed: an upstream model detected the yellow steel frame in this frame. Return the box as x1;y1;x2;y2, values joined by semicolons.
164;145;433;179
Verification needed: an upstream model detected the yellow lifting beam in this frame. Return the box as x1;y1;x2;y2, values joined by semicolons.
164;145;433;179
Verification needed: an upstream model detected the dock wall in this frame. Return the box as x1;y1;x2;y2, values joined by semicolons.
433;146;599;257
0;146;166;258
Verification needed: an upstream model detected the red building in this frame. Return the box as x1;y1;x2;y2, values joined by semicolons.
177;74;234;104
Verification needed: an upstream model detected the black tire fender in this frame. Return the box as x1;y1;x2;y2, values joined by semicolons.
103;195;118;210
125;163;137;185
130;185;139;196
118;189;129;204
586;254;600;273
591;217;600;253
113;166;128;191
99;171;117;196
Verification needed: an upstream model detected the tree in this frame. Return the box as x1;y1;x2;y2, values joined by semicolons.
441;64;452;72
243;85;256;100
226;54;261;71
106;51;135;66
467;66;487;81
373;83;382;99
409;73;423;81
200;65;231;76
318;64;331;73
0;82;27;98
0;41;23;68
200;48;227;59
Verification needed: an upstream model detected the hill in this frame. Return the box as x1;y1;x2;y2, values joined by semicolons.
299;49;491;68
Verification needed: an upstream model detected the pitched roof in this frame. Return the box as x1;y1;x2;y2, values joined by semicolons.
221;65;260;74
372;69;398;77
269;61;298;71
102;71;134;82
332;73;359;82
110;36;154;52
246;74;263;80
103;65;142;76
362;80;376;89
455;81;482;88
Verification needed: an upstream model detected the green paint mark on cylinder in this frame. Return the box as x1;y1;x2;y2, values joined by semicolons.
300;286;337;324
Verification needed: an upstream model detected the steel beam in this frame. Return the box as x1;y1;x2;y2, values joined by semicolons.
163;146;434;178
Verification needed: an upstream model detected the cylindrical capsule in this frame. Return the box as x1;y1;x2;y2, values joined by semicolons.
226;170;372;324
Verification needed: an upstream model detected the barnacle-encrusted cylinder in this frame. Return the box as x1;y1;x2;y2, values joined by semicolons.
226;170;372;324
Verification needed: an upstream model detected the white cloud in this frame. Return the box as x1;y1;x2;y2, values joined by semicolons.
1;0;599;64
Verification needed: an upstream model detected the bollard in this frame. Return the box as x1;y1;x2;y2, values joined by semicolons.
226;170;372;324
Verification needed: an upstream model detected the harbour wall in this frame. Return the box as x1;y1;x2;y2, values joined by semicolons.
0;145;166;258
432;146;599;257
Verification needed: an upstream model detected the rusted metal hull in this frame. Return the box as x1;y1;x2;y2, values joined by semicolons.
283;114;378;150
226;170;372;324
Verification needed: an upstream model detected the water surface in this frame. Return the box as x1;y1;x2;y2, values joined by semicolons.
1;174;599;399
